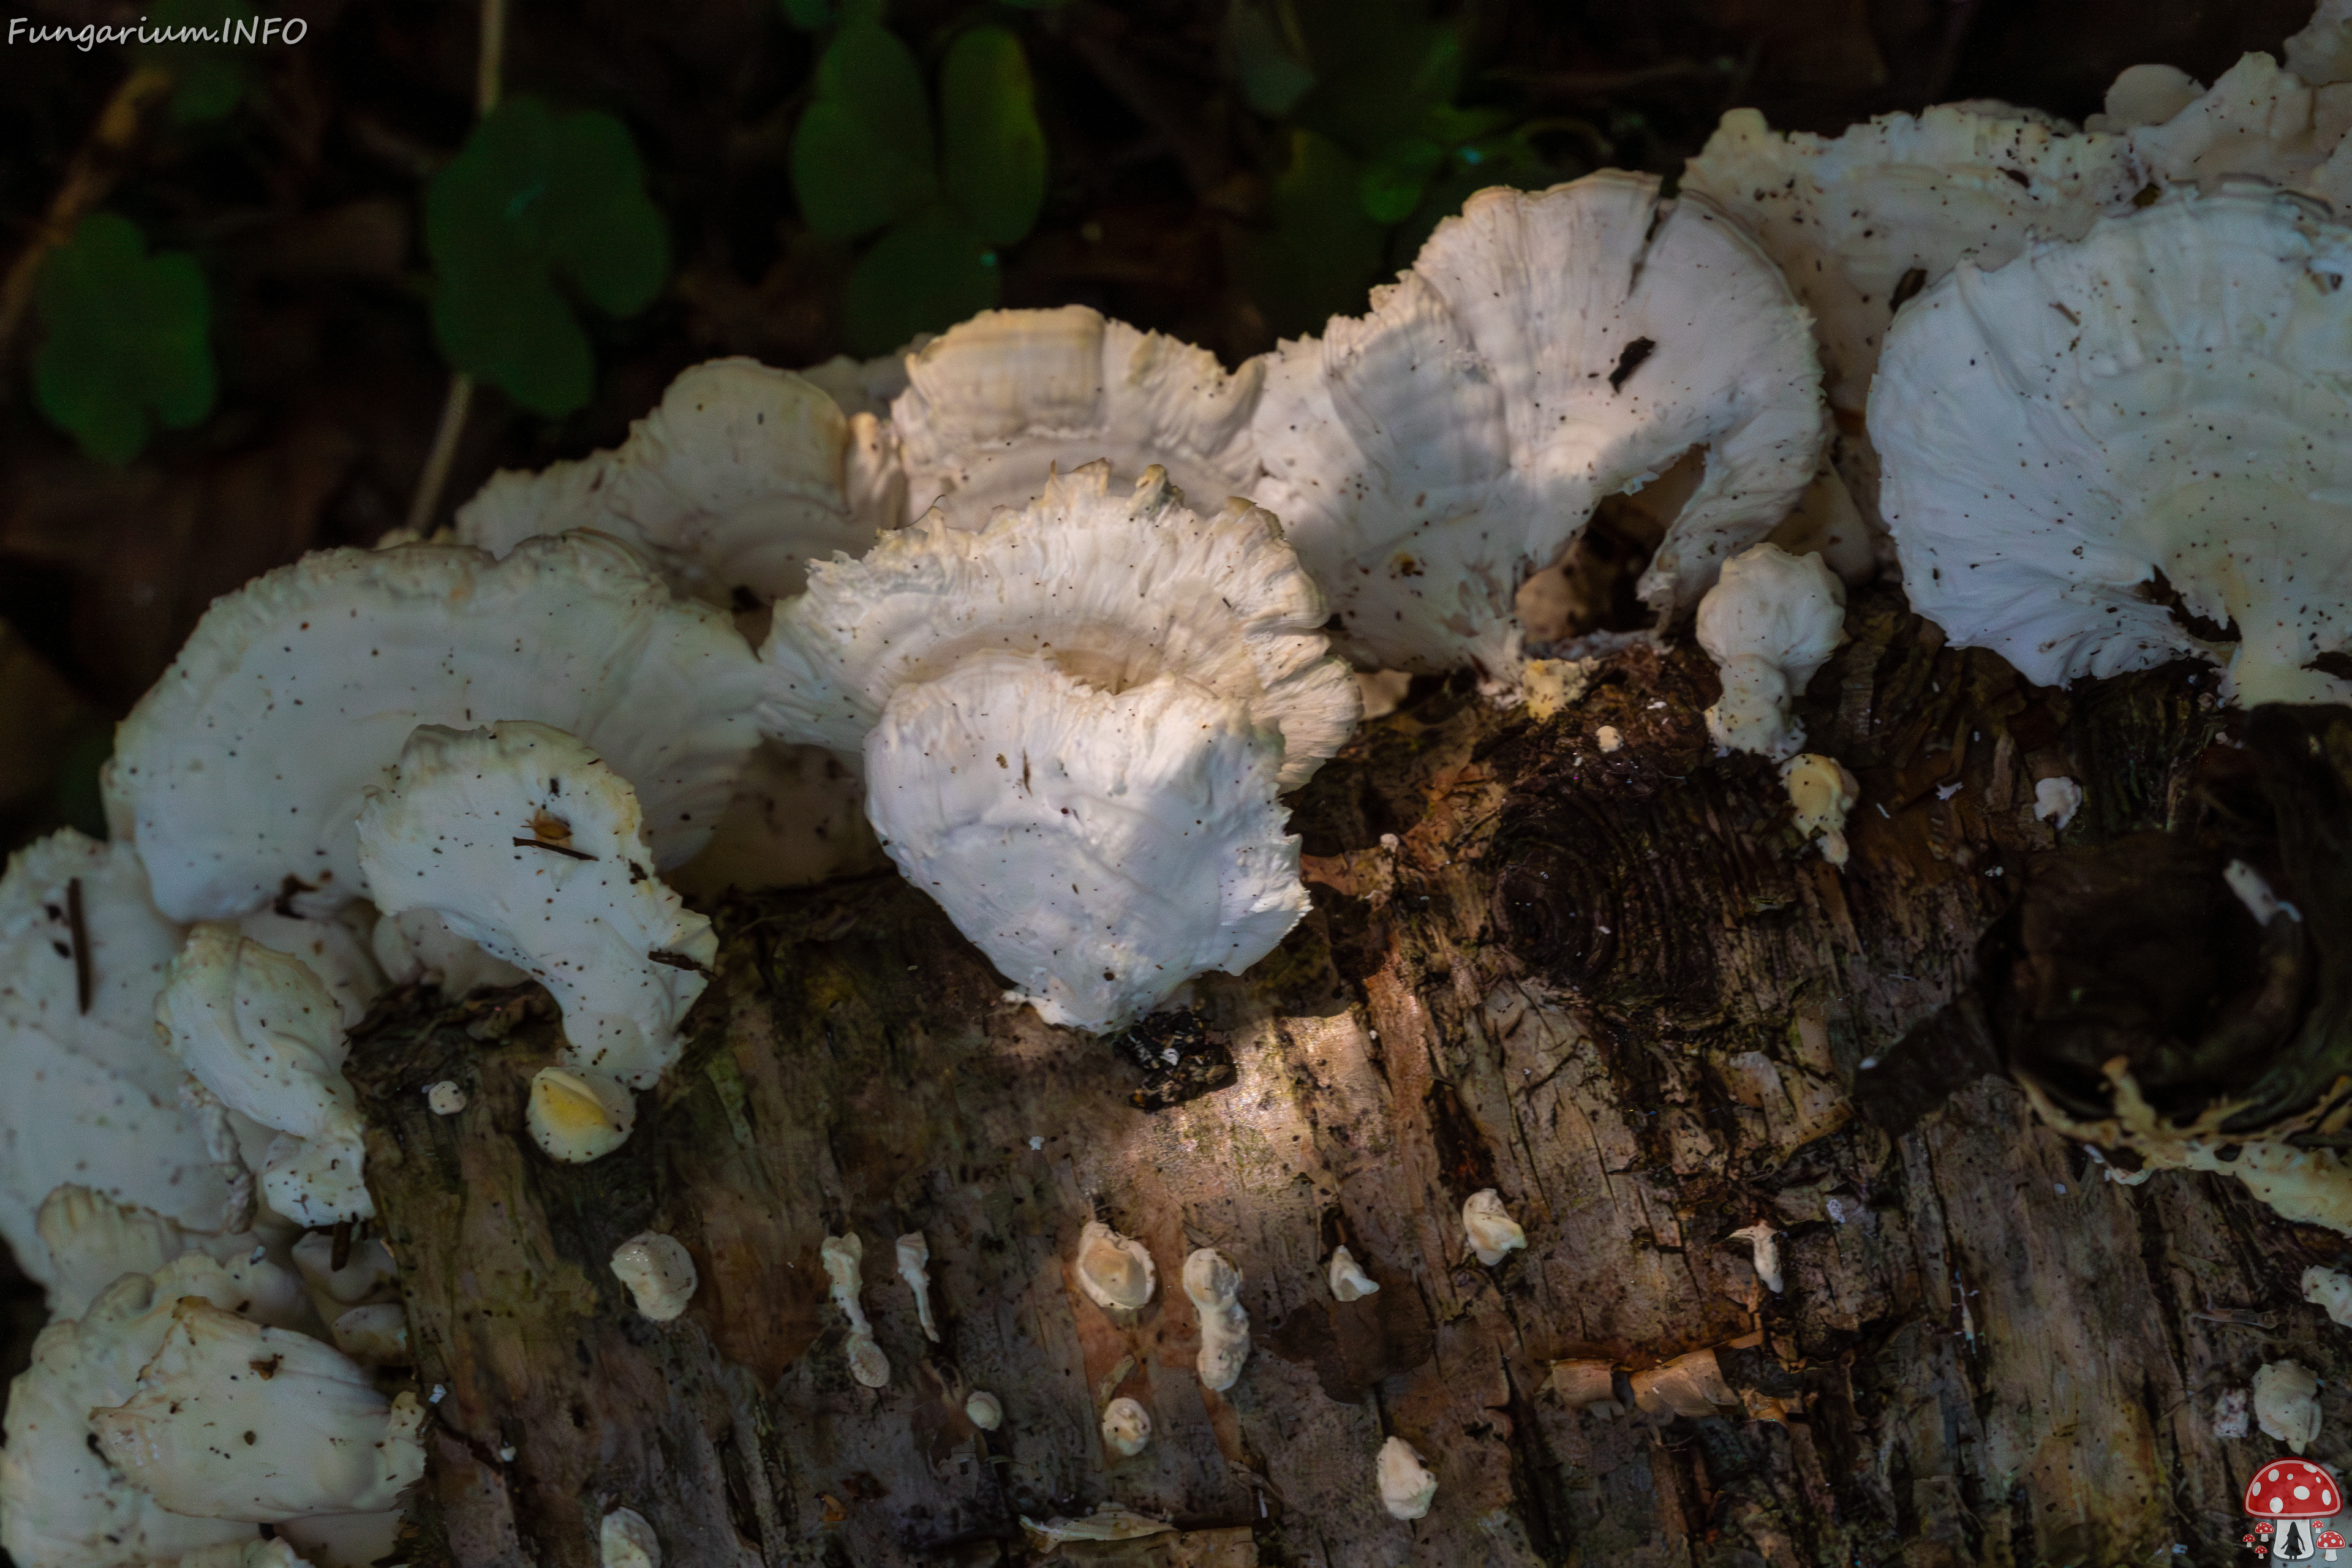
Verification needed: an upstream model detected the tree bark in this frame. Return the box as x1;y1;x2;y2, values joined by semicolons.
347;587;2329;1567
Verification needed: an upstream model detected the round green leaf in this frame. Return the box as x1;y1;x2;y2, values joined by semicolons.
843;203;1000;355
791;23;937;239
31;213;216;464
1358;138;1443;223
938;26;1046;247
425;97;669;416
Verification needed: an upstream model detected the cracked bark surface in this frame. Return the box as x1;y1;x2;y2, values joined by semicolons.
345;587;2343;1567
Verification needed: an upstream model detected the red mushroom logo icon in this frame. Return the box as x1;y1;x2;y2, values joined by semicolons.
2247;1460;2343;1561
2320;1529;2345;1561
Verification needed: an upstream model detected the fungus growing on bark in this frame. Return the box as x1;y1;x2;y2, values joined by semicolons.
1182;1247;1250;1392
455;357;903;606
1250;172;1825;680
0;831;257;1277
965;1390;1003;1431
1871;186;2352;706
2035;777;2085;831
526;1066;635;1164
1099;1396;1152;1457
2307;1265;2352;1327
1783;754;1860;866
1075;1219;1157;1311
1695;544;1846;761
895;1231;938;1341
356;722;718;1107
153;925;371;1228
371;908;529;998
426;1080;466;1115
1377;1436;1438;1520
599;1506;662;1568
1727;1221;1785;1293
820;1234;889;1389
2124;53;2352;195
107;535;761;922
1327;1245;1379;1302
890;306;1264;530
1462;1189;1526;1267
2255;1364;2326;1452
610;1232;698;1322
2291;0;2352;84
762;463;1354;1029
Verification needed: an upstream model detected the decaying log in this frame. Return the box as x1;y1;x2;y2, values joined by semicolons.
347;588;2344;1566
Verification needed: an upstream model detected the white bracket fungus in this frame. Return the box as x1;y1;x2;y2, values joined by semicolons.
528;1067;636;1166
0;831;262;1282
891;305;1264;530
1696;545;1847;761
2125;53;2352;197
154;925;371;1227
292;1231;399;1313
1182;1247;1250;1392
820;1233;891;1388
896;1231;939;1341
2291;0;2352;85
2255;1359;2324;1452
372;907;529;998
1782;754;1861;867
457;356;903;607
600;1505;662;1568
107;533;761;923
1463;1189;1527;1267
1727;1221;1785;1294
2033;777;2084;831
1377;1436;1438;1521
1076;1220;1158;1311
1328;1245;1380;1302
2225;859;2303;927
426;1080;467;1115
356;721;719;1106
1250;171;1826;680
611;1231;699;1322
328;1303;410;1366
1872;186;2352;707
965;1390;1004;1430
89;1296;426;1519
39;1186;301;1329
759;462;1357;1031
2305;1265;2352;1327
1100;1396;1153;1457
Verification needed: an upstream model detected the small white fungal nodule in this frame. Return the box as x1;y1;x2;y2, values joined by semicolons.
1329;1245;1380;1302
966;1390;1004;1431
1101;1396;1152;1457
2214;1387;2251;1441
820;1233;891;1389
1462;1189;1526;1267
897;1231;940;1341
610;1231;698;1322
600;1505;661;1568
1182;1248;1250;1392
1727;1221;1784;1293
2032;775;2083;830
1075;1220;1157;1311
2255;1359;2323;1453
1596;725;1624;753
2304;1265;2352;1328
1378;1435;1438;1520
426;1080;467;1115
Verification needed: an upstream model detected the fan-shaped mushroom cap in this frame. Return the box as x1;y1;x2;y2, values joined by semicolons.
0;832;258;1278
370;908;529;997
2291;0;2352;86
1099;1396;1152;1457
2127;53;2352;191
154;925;371;1228
1871;186;2352;706
1075;1219;1157;1311
1250;172;1826;678
232;907;384;1029
1462;1188;1527;1266
665;740;886;898
110;534;762;922
37;1186;300;1326
1682;105;2143;420
1695;544;1846;761
891;306;1264;529
865;657;1311;1031
2091;64;2206;131
455;357;905;605
1377;1436;1438;1520
355;722;717;1093
88;1295;426;1519
762;461;1356;789
799;337;926;420
527;1066;635;1164
1;1252;307;1566
2255;1360;2326;1452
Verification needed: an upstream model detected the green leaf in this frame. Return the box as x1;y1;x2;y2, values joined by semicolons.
791;23;937;239
1231;129;1384;339
938;26;1046;247
1358;138;1443;223
1285;0;1461;157
843;203;1000;355
31;213;215;464
135;0;259;126
1224;0;1316;117
424;97;669;416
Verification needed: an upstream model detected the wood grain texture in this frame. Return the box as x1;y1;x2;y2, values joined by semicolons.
347;589;2346;1567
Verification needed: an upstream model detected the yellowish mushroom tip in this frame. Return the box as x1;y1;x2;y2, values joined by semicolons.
527;1066;633;1163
